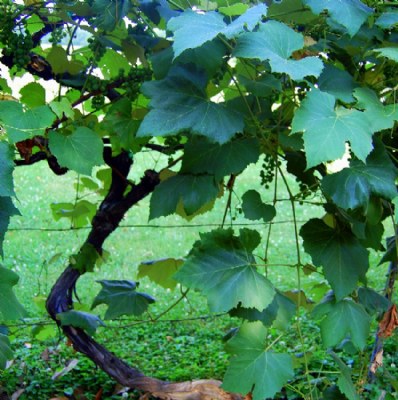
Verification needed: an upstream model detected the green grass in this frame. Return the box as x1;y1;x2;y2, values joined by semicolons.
0;155;395;399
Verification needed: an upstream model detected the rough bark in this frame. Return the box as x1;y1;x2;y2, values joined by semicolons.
46;151;241;400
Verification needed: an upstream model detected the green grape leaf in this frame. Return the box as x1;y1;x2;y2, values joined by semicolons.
137;70;244;144
19;82;46;108
181;137;260;180
268;0;317;24
230;291;296;330
174;229;276;312
51;200;97;228
0;266;28;320
222;4;268;39
69;243;102;273
303;0;373;37
219;4;249;16
167;11;226;58
238;74;282;97
291;89;373;168
222;322;294;400
149;174;220;219
317;300;371;349
0;197;20;257
318;65;358;103
241;190;276;222
300;219;369;300
58;310;105;336
0;334;13;370
0;142;15;197
48;127;104;175
49;98;75;120
234;21;324;81
168;5;267;57
322;144;397;210
376;11;398;28
358;287;390;315
354;87;398;132
374;47;398;62
137;258;184;289
0;101;56;143
329;352;361;400
91;280;155;319
92;0;130;31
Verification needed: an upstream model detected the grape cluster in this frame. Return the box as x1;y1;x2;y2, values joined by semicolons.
260;154;277;189
120;67;152;101
0;1;34;70
91;95;105;110
88;37;106;63
85;75;108;92
49;27;67;45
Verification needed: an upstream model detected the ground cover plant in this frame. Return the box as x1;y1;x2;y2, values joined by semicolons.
1;0;398;398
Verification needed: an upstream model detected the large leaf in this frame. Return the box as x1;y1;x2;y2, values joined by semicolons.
0;142;14;197
374;47;398;62
234;21;324;81
0;266;28;320
376;11;398;29
137;69;244;144
167;5;268;57
300;219;369;300
91;280;155;319
0;334;13;370
0;197;20;257
303;0;373;37
58;310;105;336
316;300;371;349
241;190;276;222
181;137;260;180
149;174;220;219
0;101;55;143
137;258;183;289
322;144;397;210
92;0;130;31
291;89;373;168
48;127;105;175
222;322;294;400
19;82;46;108
174;229;275;312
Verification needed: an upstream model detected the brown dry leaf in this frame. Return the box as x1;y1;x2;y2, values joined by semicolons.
243;393;252;400
378;304;398;338
41;348;51;362
370;349;383;374
94;388;103;400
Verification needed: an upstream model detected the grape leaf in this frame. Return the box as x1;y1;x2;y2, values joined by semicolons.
92;0;130;31
358;287;390;315
329;351;361;400
48;127;105;175
317;300;371;349
137;69;244;144
354;87;398;132
0;197;20;257
234;21;324;81
0;266;28;320
300;219;369;300
19;82;46;108
303;0;373;37
58;310;105;336
230;291;296;330
238;74;282;97
167;5;268;57
376;11;398;29
91;280;155;319
291;89;373;168
0;334;13;370
149;174;220;219
49;98;75;120
174;229;276;312
0;142;15;197
241;190;276;222
318;65;358;103
322;144;397;210
51;200;97;228
137;258;184;289
374;47;398;62
222;322;294;400
181;137;260;180
0;101;56;143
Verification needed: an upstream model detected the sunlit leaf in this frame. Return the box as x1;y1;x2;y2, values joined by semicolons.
138;258;183;289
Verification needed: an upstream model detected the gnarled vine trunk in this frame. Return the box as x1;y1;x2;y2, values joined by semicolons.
45;150;241;400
